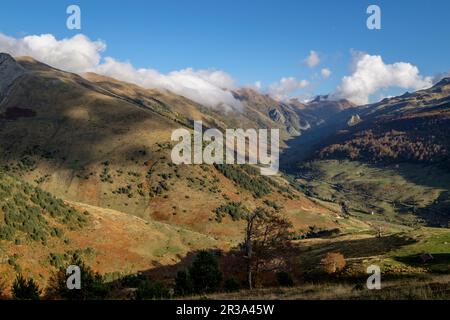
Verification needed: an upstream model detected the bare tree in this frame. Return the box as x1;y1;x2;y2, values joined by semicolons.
244;207;292;289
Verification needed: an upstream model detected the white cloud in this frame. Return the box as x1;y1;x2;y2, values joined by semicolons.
0;33;105;73
243;81;262;91
0;33;242;111
94;58;241;111
321;68;331;79
304;50;320;68
267;77;309;101
336;52;432;105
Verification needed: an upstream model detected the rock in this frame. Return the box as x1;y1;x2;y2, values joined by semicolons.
268;108;284;123
347;114;361;126
419;253;434;263
0;53;25;100
287;125;300;136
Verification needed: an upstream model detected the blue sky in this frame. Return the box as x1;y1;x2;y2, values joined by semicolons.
1;0;450;105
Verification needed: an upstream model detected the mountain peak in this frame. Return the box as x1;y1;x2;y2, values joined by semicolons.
0;52;25;100
0;52;15;63
435;77;450;87
311;94;330;103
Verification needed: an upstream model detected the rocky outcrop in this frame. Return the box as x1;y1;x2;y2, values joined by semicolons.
347;114;361;126
269;108;285;123
0;53;25;101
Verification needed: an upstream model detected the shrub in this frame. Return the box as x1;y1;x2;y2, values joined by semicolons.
46;257;108;300
49;253;65;269
224;278;241;292
174;270;193;296
276;271;294;287
294;226;341;240
0;175;87;245
215;202;248;222
188;251;223;294
214;164;271;198
321;252;346;274
120;273;148;288
135;279;169;300
0;278;8;299
263;200;283;212
12;274;41;300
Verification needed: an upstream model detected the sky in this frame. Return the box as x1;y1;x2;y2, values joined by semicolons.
1;0;450;108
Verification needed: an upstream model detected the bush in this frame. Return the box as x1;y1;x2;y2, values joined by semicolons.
263;200;283;212
214;164;272;198
321;252;346;274
120;272;148;288
276;271;294;287
12;274;41;300
174;270;193;296
294;226;341;240
46;257;108;300
188;251;223;294
0;175;87;244
0;278;8;299
215;202;248;222
224;278;241;292
135;279;169;300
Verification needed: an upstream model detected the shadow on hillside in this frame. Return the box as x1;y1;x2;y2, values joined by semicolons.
393;165;450;227
394;253;450;273
284;156;450;227
0;64;181;172
107;233;418;288
279;103;450;228
280;109;353;173
366;163;450;227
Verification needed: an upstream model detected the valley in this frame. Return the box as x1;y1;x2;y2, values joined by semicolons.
0;53;449;300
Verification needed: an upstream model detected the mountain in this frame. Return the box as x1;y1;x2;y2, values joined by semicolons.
0;53;343;248
0;53;25;103
288;95;356;129
286;78;450;227
232;88;303;137
0;170;224;288
0;53;449;298
317;78;450;165
2;53;365;289
82;75;304;144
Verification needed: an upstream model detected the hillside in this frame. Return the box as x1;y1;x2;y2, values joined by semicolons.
1;52;448;299
284;79;450;228
0;170;225;290
191;226;450;300
0;54;344;242
0;53;357;290
290;95;356;128
317;78;450;165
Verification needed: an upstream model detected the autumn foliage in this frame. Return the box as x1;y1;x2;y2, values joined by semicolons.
321;252;346;274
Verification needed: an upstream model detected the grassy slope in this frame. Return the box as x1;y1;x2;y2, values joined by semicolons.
194;227;450;300
2;56;447;299
0;56;339;243
297;160;450;227
0;195;226;291
0;57;348;292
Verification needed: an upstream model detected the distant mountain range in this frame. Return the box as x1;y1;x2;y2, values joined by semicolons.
314;77;450;165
